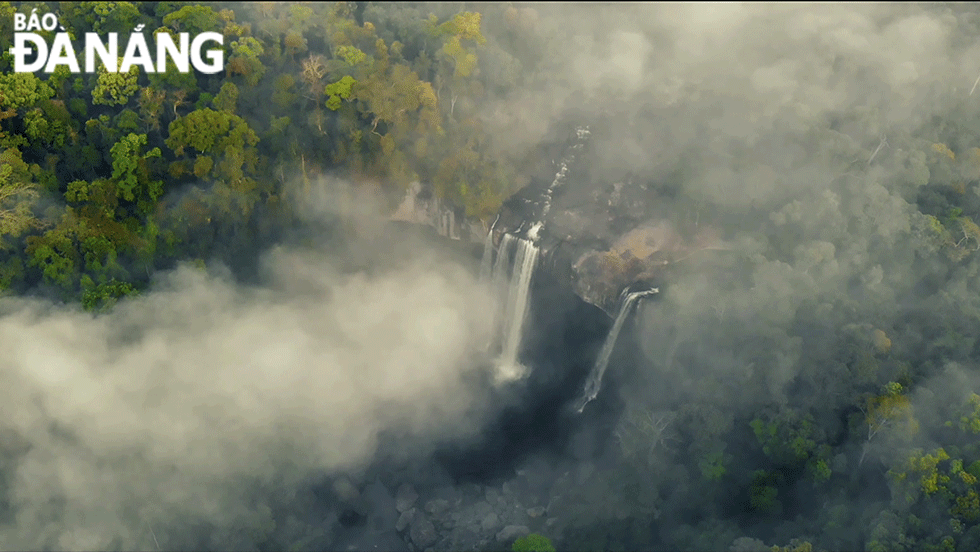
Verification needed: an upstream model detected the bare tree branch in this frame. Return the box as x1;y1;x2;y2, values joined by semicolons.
868;135;888;165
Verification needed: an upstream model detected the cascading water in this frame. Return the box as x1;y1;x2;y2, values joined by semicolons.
476;127;588;383
480;232;539;384
496;237;539;382
485;233;515;352
574;288;659;412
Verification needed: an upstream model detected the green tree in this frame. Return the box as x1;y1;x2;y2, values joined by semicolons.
61;1;143;35
0;72;55;110
749;470;782;514
859;381;920;465
109;133;163;213
271;74;297;110
512;534;556;552
433;12;486;79
0;148;43;251
81;278;138;313
166;108;261;216
162;4;220;35
93;59;140;106
324;75;356;111
228;37;266;87
212;82;240;113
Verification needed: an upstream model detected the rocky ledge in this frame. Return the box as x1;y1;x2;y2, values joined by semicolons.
392;123;728;316
488;125;727;316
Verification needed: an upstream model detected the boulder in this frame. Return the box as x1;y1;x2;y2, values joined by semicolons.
496;525;530;543
395;508;415;532
396;483;419;513
480;512;500;532
410;514;438;549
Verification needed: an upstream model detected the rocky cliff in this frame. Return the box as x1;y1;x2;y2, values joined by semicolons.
488;125;727;317
393;124;728;317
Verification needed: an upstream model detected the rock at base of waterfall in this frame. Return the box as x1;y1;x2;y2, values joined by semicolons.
424;498;450;517
496;525;530;543
396;483;419;513
410;514;438;549
480;512;500;532
395;508;415;532
527;506;546;518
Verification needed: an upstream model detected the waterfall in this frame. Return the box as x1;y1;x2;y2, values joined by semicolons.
485;233;515;352
480;232;539;383
496;237;539;381
574;288;659;412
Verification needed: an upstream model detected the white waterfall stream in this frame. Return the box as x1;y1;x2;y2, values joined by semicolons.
481;233;539;384
496;237;539;382
574;288;659;412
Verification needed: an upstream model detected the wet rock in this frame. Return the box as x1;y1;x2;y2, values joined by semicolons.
507;508;531;528
396;508;416;532
545;518;558;528
461;483;484;499
396;483;419;513
496;525;530;543
425;498;450;517
410;514;438;549
481;512;500;532
472;501;494;519
527;507;546;518
443;526;482;552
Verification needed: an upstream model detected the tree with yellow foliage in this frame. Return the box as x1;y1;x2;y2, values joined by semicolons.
859;381;919;466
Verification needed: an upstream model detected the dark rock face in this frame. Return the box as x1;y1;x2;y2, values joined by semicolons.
489;124;725;316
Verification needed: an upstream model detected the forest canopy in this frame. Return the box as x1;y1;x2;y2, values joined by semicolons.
0;1;532;306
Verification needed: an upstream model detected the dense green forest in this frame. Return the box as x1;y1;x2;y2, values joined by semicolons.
0;1;534;309
9;3;980;552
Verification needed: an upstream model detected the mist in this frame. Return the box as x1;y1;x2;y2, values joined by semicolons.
0;178;498;550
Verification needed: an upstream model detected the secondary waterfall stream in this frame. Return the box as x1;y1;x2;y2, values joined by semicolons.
574;288;659;412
